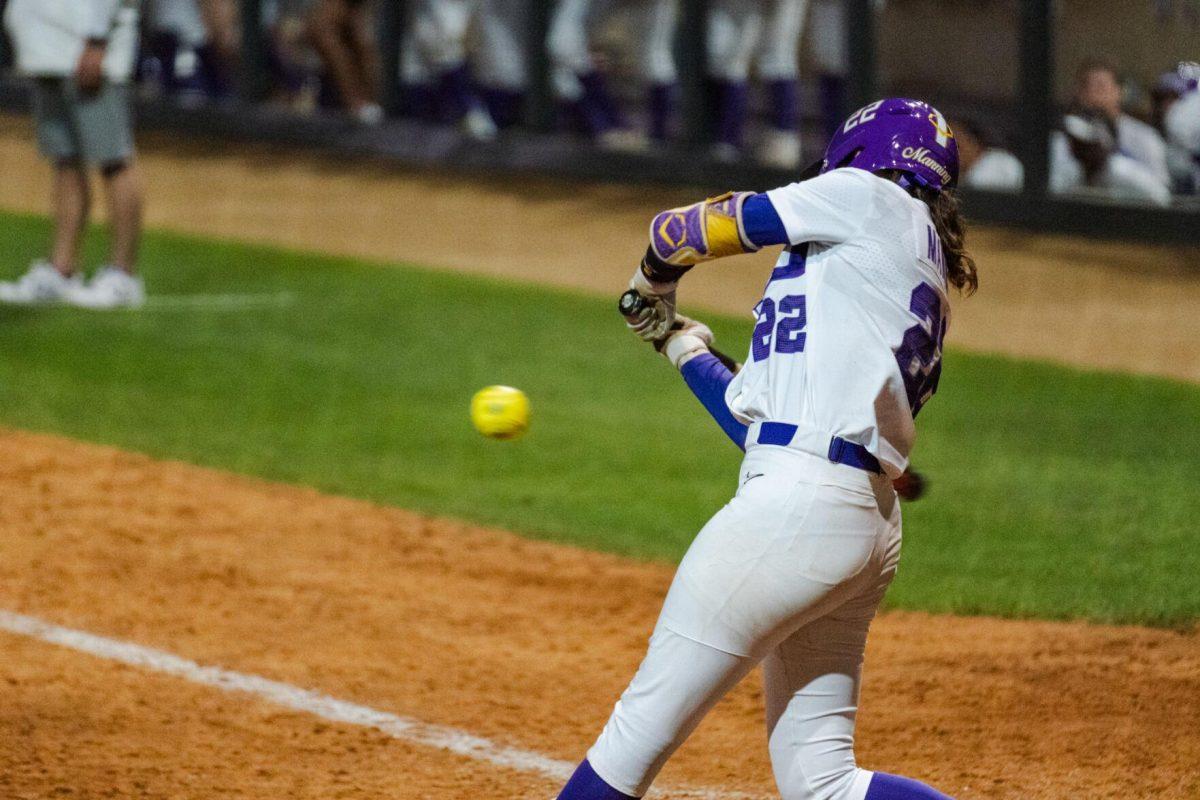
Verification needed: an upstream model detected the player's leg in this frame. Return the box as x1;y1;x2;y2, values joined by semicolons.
70;81;145;308
807;0;849;138
560;448;889;798
548;0;627;140
306;0;372;116
706;0;760;158
50;161;91;276
637;0;680;142
559;626;758;798
473;0;530;129
412;0;497;137
0;77;88;304
342;0;383;117
39;79;91;278
753;0;807;169
764;524;952;799
100;160;143;276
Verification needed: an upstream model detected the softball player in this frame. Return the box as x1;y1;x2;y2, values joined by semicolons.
707;0;808;166
557;99;975;800
547;0;678;146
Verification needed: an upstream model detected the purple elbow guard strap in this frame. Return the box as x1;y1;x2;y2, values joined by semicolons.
680;353;747;450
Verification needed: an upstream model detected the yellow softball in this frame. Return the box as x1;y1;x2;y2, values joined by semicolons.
470;385;530;440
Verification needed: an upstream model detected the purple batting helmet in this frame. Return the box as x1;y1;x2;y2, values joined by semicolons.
821;98;959;192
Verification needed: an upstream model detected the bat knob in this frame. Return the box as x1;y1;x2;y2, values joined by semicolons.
618;289;647;319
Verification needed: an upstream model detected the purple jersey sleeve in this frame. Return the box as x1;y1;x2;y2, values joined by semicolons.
679;353;748;450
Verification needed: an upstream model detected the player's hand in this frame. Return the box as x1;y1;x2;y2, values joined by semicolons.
654;315;713;369
892;468;927;502
626;267;677;341
75;41;107;95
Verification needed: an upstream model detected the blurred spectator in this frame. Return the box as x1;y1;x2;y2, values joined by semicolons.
0;0;146;308
1075;59;1172;189
262;0;322;111
1050;111;1172;207
707;0;806;168
1159;62;1200;194
403;0;519;140
0;0;10;69
952;118;1024;192
142;0;237;102
471;0;530;130
306;0;382;124
807;0;884;138
547;0;676;150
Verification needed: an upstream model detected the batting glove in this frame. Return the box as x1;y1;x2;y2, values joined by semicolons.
626;268;677;341
654;314;713;369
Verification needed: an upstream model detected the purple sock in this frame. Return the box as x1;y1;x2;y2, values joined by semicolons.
480;87;525;129
712;79;749;148
436;64;476;123
866;772;954;800
556;759;638;800
765;78;799;132
578;71;625;135
400;83;435;119
648;83;675;141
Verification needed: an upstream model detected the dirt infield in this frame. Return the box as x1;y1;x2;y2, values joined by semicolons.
2;114;1200;799
2;114;1200;383
1;429;1198;800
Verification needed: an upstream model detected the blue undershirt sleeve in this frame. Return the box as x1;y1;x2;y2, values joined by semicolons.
679;353;748;451
740;193;789;248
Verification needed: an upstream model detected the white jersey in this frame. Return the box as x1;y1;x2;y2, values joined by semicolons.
725;168;950;477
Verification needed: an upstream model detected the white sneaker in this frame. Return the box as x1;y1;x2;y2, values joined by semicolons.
0;260;82;305
757;129;802;170
354;102;384;126
597;128;649;153
66;266;146;309
461;104;498;141
709;142;742;163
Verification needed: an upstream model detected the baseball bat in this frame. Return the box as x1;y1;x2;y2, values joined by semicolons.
618;290;741;373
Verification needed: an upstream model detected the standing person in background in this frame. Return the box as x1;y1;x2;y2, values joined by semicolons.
405;0;502;140
1075;60;1171;189
547;0;676;150
707;0;807;168
305;0;383;125
472;0;531;130
143;0;235;102
1;0;146;308
1160;62;1200;194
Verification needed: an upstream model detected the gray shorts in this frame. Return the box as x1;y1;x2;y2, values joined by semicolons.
32;78;135;166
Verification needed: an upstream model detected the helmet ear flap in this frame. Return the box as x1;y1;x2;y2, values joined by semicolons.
835;147;864;170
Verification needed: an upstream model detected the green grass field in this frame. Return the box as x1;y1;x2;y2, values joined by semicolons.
2;211;1197;627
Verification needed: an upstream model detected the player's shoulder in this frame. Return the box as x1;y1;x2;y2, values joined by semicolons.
770;167;888;205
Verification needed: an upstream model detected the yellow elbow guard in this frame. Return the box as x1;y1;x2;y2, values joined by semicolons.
648;191;759;268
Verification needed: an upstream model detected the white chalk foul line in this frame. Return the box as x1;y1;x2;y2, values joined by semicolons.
143;292;297;310
0;610;769;800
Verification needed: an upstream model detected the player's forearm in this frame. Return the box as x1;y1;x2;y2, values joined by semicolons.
641;192;788;284
679;353;747;451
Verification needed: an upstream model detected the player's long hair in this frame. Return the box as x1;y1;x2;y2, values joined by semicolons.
914;185;978;296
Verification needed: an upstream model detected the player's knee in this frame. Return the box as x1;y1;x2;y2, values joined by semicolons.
772;747;866;800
